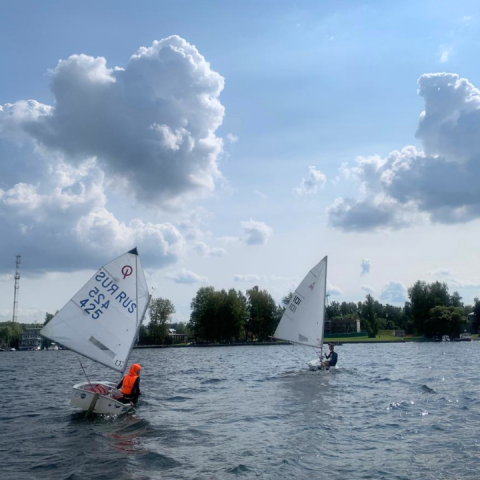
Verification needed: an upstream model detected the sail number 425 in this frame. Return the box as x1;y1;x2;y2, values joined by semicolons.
79;287;110;319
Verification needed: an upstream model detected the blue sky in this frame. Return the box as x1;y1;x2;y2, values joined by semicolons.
2;0;480;323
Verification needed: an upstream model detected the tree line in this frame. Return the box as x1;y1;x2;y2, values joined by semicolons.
327;281;480;338
2;279;479;348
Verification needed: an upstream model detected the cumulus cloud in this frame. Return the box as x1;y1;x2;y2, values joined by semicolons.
293;166;326;197
327;282;343;296
241;219;273;245
360;258;371;276
361;285;375;294
0;154;187;273
0;36;230;273
0;35;226;208
165;268;208;284
379;281;407;304
328;73;480;231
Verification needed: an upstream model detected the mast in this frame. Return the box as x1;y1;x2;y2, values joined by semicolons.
121;249;151;375
319;256;328;357
12;255;21;323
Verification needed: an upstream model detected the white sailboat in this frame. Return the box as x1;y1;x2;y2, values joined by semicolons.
41;248;151;415
273;256;328;371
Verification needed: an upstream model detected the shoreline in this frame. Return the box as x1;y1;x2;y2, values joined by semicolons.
133;339;478;349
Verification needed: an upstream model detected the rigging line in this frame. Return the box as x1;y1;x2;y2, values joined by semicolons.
77;354;93;386
280;343;309;363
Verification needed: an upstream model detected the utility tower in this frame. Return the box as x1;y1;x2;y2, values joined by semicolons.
12;255;21;323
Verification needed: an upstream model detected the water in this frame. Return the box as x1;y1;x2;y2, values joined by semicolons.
2;342;480;479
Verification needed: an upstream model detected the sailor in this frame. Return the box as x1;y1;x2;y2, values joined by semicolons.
321;344;338;369
117;363;142;405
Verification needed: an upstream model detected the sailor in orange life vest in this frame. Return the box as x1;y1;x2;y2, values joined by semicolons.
117;363;142;405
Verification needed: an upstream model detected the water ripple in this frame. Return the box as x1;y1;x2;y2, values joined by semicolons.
2;343;480;479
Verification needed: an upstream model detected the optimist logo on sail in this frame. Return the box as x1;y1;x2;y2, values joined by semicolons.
122;265;133;279
75;269;137;320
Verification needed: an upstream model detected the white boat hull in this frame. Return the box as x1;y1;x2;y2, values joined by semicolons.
308;358;322;370
71;381;132;415
307;358;336;371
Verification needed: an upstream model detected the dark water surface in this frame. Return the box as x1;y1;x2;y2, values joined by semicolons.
2;343;480;479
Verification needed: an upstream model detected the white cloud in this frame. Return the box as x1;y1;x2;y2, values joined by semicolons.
380;281;407;304
254;189;268;199
165;268;208;284
233;274;266;283
361;285;375;294
293;166;326;197
194;241;227;258
327;282;343;296
0;36;230;273
440;46;452;63
0;158;186;272
241;219;273;245
328;73;480;231
361;258;371;276
429;267;457;277
0;306;46;323
0;36;226;208
225;133;238;143
429;267;480;289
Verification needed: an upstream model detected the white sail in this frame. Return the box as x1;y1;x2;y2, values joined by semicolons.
41;248;149;373
274;256;327;348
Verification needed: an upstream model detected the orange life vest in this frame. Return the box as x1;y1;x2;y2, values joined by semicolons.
121;363;141;396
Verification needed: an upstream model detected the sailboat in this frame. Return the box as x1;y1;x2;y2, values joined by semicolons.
273;256;328;371
41;248;151;415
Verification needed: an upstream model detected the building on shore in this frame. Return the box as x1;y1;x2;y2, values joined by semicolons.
467;312;478;333
324;317;361;335
19;328;43;350
168;328;189;344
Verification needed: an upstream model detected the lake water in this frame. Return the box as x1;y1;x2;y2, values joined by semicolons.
2;342;480;479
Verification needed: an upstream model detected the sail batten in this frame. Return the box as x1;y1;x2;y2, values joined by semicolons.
273;256;327;348
41;250;149;372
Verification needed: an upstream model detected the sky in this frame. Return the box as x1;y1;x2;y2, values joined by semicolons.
2;0;480;324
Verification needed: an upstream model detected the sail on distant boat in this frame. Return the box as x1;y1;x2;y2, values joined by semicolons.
273;256;328;369
41;248;151;415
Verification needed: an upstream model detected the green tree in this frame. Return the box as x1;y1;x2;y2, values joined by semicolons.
424;306;466;337
0;321;24;348
44;312;54;325
408;281;452;334
450;291;463;308
473;297;480;318
360;294;379;338
327;301;342;319
246;286;279;341
189;286;217;341
148;297;175;344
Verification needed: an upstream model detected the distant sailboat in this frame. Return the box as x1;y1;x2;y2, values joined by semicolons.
41;248;151;414
273;256;328;370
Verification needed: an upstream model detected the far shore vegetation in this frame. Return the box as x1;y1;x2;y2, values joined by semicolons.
1;280;480;349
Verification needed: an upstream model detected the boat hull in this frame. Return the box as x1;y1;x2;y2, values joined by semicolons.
307;358;336;371
71;381;132;415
